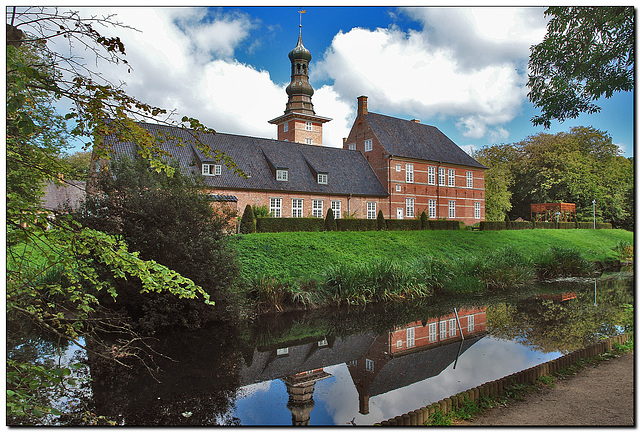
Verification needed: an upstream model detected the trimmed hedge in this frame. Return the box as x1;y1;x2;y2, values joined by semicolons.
535;221;556;229
557;222;575;229
256;217;324;233
428;220;461;230
336;218;378;232
386;219;422;231
480;221;506;231
509;221;533;230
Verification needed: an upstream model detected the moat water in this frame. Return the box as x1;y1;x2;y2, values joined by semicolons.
9;270;633;425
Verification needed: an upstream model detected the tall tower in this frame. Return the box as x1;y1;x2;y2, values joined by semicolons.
269;14;331;146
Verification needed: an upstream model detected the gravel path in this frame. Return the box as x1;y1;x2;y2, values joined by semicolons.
464;351;634;426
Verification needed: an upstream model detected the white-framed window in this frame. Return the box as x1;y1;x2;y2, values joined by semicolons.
397;339;402;348
270;197;282;218
317;173;328;184
348;143;356;150
292;199;303;218
331;200;341;219
438;167;446;185
467;171;473;188
312;199;323;218
305;121;312;131
440;320;447;339
448;168;455;187
406;327;415;348
305;138;313;145
475;202;481;219
429;322;437;342
428;166;436;185
276;169;288;182
283;122;288;132
365;359;374;372
202;164;221;176
428;199;436;219
396;164;402;172
449;318;456;337
367;202;376;219
276;347;289;356
364;139;373;152
449;200;456;219
396;184;402;192
318;339;328;347
406;198;415;218
468;314;475;332
405;163;414;183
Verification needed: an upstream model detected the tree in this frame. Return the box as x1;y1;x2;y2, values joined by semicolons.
239;204;256;234
473;144;516;221
376;210;386;231
325;208;337;231
61;150;92;180
527;7;634;128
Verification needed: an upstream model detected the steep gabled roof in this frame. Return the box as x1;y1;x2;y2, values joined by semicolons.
365;112;487;169
107;122;389;197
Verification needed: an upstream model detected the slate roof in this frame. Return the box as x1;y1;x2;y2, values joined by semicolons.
365;112;487;169
41;180;86;211
107;122;389;197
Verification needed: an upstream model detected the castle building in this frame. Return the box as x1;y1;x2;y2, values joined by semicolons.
105;25;486;225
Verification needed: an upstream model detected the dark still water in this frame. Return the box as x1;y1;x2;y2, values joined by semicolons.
14;271;634;426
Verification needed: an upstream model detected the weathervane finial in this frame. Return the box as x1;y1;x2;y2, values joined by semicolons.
298;9;306;29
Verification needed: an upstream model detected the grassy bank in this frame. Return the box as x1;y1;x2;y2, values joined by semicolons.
231;229;633;282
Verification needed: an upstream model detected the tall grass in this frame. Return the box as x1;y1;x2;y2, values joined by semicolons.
535;246;594;279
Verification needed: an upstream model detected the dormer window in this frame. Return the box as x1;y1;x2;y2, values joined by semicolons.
364;139;373;152
317;173;328;184
202;164;222;176
276;169;288;181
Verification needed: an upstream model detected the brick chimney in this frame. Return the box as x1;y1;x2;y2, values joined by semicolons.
411;119;420;123
357;95;368;117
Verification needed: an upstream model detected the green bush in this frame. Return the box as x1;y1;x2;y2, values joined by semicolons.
325;208;337;231
420;211;428;229
557;222;575;229
535;246;594;278
386;219;421;231
256;217;324;233
253;205;270;218
480;221;506;231
428;220;461;230
239;204;256;234
336;218;377;231
535;221;556;229
470;246;535;290
376;210;386;231
509;221;533;230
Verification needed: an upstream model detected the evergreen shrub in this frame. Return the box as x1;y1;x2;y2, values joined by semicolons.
256;217;324;233
429;220;461;230
557;222;575;229
325;208;337;231
420;211;428;230
336;218;377;231
386;219;421;231
509;221;533;230
239;204;256;234
479;221;506;231
535;221;555;229
376;210;386;231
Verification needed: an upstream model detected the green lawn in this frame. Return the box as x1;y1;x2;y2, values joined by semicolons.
230;229;633;282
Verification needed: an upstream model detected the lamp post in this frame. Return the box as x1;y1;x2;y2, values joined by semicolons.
592;199;596;229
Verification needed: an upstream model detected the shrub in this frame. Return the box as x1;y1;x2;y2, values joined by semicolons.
535;246;594;279
428;220;461;230
471;246;534;290
509;221;533;230
386;219;421;231
256;217;324;233
336;218;377;231
253;205;270;218
557;222;575;229
325;208;337;231
480;221;506;231
239;204;256;234
245;275;318;312
504;214;511;229
535;221;555;229
420;211;428;229
376;210;386;231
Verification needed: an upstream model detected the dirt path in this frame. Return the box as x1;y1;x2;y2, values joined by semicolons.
464;351;634;426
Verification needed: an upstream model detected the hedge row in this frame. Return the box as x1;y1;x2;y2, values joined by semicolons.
256;217;324;233
480;221;613;231
254;217;461;233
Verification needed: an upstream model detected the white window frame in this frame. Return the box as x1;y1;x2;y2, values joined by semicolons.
406;198;415;218
276;169;288;182
467;171;473;188
312;199;323;218
270;197;282;218
283;122;288;133
440;320;447;339
305;121;313;131
449;318;456;337
276;347;289;356
397;339;402;348
305;138;313;145
396;164;402;172
468;314;475;332
331;200;341;219
364;139;373;152
406;327;415;348
292;199;303;218
405;163;414;183
428;199;436;219
449;200;456;219
448;168;455;187
367;202;376;219
428;166;436;185
348;143;356;151
202;163;221;176
438;167;446;185
475;202;481;219
365;359;374;372
396;184;402;192
317;173;328;184
429;322;437;342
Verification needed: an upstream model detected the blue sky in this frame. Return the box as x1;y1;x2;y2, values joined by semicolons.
58;6;633;157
